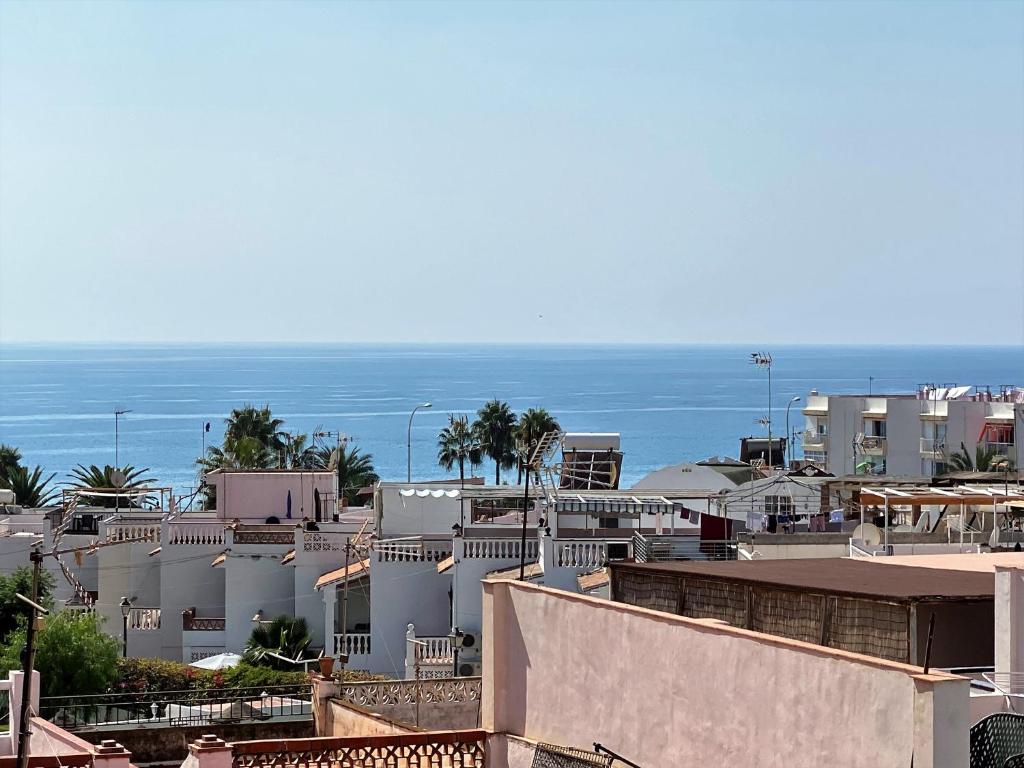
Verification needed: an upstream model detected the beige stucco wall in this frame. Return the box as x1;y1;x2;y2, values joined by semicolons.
483;581;970;768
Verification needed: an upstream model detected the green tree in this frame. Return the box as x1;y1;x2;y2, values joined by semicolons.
198;405;288;471
0;445;21;487
437;414;482;487
69;465;156;507
946;443;1014;473
243;616;312;671
514;408;561;483
473;400;518;485
315;444;379;506
283;433;319;470
0;612;120;699
0;567;55;643
4;465;58;507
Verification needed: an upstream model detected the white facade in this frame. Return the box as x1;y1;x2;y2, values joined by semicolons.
801;386;1023;476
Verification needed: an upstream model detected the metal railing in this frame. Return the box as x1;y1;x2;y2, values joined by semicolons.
632;533;737;562
919;437;945;454
39;685;311;731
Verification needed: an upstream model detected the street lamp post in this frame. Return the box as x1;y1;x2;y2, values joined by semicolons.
407;403;432;483
119;596;131;658
786;396;801;468
750;353;773;467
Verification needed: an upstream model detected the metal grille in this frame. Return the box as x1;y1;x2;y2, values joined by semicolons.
613;570;679;614
827;597;909;663
749;587;823;643
970;712;1024;768
683;577;746;627
533;743;612;768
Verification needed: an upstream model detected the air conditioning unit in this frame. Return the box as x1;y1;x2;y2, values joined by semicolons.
457;661;481;677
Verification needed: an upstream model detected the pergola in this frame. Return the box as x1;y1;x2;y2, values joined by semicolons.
858;484;1024;547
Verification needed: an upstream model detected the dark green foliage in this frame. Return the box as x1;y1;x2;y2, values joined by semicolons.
0;567;55;642
0;612;120;698
243;616;312;670
4;465;58;507
473;400;518;485
314;443;379;505
437;414;482;486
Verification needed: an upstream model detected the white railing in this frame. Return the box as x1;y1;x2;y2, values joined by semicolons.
416;636;453;664
167;523;225;546
462;538;539;560
376;541;451;563
334;633;371;657
128;607;161;631
801;430;826;448
105;521;161;543
556;540;608;569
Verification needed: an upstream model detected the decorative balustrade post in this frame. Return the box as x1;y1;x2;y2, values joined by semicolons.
92;740;133;768
323;587;337;658
188;735;233;768
540;528;554;575
405;623;417;680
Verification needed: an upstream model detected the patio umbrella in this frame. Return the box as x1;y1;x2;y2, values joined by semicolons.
286;489;292;519
189;652;243;670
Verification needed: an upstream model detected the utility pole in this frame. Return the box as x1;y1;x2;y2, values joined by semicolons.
16;550;44;768
340;538;350;660
519;456;531;581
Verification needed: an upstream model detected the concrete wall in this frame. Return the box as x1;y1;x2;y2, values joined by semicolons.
482;580;970;768
377;487;464;537
208;472;336;522
368;557;452;678
223;546;294;652
323;700;417;738
159;525;226;660
96;534;161;649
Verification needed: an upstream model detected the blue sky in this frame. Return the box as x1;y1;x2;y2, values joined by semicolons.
1;1;1021;345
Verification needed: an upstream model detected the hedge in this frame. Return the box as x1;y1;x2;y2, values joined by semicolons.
113;657;381;695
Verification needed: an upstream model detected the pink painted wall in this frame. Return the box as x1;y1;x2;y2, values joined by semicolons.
207;472;336;521
482;581;970;768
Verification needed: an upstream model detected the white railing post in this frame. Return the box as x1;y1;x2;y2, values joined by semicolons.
405;623;417;679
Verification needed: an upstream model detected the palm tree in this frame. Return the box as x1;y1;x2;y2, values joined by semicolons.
0;445;21;487
282;433;319;469
69;464;157;507
946;442;1015;473
473;400;518;485
224;405;286;454
437;414;482;487
514;408;561;483
314;444;379;506
4;465;58;507
243;616;312;670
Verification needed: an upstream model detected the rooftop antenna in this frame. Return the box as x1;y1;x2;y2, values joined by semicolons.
750;352;773;468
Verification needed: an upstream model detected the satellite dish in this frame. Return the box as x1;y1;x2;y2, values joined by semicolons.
327;448;340;473
852;522;882;547
110;470;127;488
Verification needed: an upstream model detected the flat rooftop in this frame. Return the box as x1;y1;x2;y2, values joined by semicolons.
611;558;995;601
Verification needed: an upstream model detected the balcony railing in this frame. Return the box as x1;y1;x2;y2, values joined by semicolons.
462;537;538;560
376;540;452;563
105;519;162;543
233;526;294;545
182;610;226;631
414;636;454;664
920;438;945;455
801;430;826;448
984;441;1015;458
859;436;887;454
555;540;608;569
334;632;371;657
128;607;161;631
167;522;226;546
39;685;310;731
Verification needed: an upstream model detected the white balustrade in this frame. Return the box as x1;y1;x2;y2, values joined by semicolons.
128;607;161;631
462;538;539;560
416;636;454;664
106;521;162;543
334;633;371;657
167;523;225;546
376;541;451;562
556;540;608;569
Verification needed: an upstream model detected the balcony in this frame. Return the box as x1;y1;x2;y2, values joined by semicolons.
182;610;225;631
555;539;608;569
462;537;538;561
984;442;1015;460
167;522;226;546
859;436;887;456
232;525;294;545
334;632;371;657
801;430;826;450
128;607;161;631
920;438;945;457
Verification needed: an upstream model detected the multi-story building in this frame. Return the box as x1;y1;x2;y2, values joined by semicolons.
801;385;1023;476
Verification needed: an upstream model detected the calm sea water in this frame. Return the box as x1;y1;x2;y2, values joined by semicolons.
0;344;1020;492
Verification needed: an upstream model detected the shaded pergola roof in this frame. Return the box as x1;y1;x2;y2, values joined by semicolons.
859;484;1024;507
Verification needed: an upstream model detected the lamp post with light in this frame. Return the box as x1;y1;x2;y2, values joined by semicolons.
119;596;131;658
407;403;432;483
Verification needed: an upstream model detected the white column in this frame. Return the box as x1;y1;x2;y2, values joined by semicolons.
405;623;417;679
322;586;337;657
995;566;1024;676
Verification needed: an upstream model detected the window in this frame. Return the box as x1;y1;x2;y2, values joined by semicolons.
764;495;794;515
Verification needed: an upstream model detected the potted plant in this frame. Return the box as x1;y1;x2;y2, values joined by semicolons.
318;654;335;678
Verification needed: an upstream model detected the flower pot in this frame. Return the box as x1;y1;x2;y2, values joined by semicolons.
318;656;335;677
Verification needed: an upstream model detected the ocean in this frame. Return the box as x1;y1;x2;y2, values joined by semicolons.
0;344;1020;492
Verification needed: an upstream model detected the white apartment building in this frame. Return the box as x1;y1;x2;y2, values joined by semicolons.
801;385;1023;477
